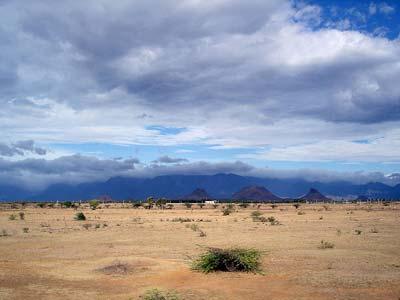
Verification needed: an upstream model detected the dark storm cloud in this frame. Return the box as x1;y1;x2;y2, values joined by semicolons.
0;155;398;191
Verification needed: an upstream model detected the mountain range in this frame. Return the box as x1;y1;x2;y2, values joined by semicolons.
1;173;400;201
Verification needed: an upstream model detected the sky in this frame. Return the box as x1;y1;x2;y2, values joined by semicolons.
0;0;400;190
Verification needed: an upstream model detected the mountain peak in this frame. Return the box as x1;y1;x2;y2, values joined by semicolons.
232;185;282;201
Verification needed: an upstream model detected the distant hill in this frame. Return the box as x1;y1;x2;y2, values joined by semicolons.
1;173;400;201
232;186;282;201
182;188;211;200
299;188;330;201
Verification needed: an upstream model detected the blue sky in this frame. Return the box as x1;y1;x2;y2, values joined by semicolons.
0;0;400;188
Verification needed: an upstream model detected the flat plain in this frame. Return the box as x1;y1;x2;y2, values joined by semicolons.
0;202;399;300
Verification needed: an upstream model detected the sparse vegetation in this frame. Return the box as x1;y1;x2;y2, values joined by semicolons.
74;212;86;221
271;204;278;209
239;203;249;208
222;207;233;216
293;203;300;209
251;210;263;221
198;203;205;209
370;227;379;233
172;217;192;223
37;203;46;208
190;224;199;231
193;248;261;273
297;211;306;215
184;203;192;209
63;201;73;208
140;288;181;300
22;227;29;233
318;240;335;249
355;229;362;235
9;214;17;221
0;229;9;237
19;212;25;220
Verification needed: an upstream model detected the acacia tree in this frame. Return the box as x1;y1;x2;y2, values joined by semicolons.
145;197;154;209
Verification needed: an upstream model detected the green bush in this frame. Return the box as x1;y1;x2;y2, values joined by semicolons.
74;212;86;221
193;248;261;273
140;289;180;300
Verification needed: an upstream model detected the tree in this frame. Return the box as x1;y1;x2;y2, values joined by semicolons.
156;198;167;209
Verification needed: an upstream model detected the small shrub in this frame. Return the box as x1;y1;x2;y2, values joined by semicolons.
319;216;323;220
63;201;73;208
190;224;199;231
297;211;306;215
271;204;278;209
74;212;86;221
22;227;29;233
9;214;17;221
82;223;92;230
166;204;174;209
132;202;142;209
89;200;100;210
95;224;101;229
171;217;192;223
370;227;378;233
239;203;249;208
293;203;300;209
37;203;46;208
140;288;180;300
222;208;232;216
199;230;207;237
184;203;192;209
318;240;335;249
355;229;362;235
336;229;342;236
19;212;25;220
212;204;219;209
251;210;263;221
193;248;261;273
198;203;205;209
0;229;9;237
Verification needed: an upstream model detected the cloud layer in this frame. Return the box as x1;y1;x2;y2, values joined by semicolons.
0;0;399;187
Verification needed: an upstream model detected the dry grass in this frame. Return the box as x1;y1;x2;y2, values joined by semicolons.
0;202;399;300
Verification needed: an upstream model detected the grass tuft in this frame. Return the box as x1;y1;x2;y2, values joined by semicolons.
140;288;181;300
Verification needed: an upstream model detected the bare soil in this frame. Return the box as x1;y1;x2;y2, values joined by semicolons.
0;202;399;299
